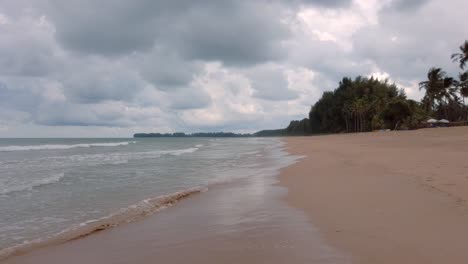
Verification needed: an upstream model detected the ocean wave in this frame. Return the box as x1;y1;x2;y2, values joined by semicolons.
0;147;201;173
0;173;65;195
70;147;200;163
160;147;199;156
0;187;204;261
0;142;136;152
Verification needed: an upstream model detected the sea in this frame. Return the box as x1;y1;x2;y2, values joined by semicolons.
0;138;349;263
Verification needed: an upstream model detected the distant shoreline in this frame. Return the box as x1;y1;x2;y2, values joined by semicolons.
133;129;285;138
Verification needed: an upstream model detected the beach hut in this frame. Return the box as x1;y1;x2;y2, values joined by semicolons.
426;118;438;127
438;119;450;127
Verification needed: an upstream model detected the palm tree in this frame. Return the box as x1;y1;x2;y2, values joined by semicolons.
439;77;456;103
451;40;468;70
419;68;456;119
459;72;468;105
419;68;446;112
350;100;358;132
440;77;457;120
442;93;464;121
342;103;352;133
351;98;367;132
458;72;468;119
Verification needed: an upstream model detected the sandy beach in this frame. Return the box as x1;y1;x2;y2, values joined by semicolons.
280;126;468;263
1;140;347;264
3;127;468;263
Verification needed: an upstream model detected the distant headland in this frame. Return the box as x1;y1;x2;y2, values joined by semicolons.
134;130;285;138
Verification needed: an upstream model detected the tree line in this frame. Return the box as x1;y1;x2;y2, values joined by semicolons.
134;132;253;138
285;40;468;135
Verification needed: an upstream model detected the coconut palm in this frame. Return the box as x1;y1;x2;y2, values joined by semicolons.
439;77;457;120
351;98;368;132
440;77;457;103
451;40;468;70
342;103;352;133
419;68;446;112
419;68;457;119
459;72;468;104
458;72;468;119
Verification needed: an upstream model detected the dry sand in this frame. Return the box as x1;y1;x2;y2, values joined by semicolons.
280;127;468;264
4;127;468;264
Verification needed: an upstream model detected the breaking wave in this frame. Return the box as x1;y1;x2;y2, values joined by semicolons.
0;142;136;152
63;146;201;165
0;188;204;261
159;147;199;156
0;173;65;195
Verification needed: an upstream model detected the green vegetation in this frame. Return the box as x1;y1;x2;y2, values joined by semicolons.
134;132;252;138
302;76;425;134
285;40;468;135
253;129;285;137
136;41;467;138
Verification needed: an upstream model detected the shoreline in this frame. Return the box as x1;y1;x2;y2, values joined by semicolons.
5;128;468;263
2;138;349;264
279;127;468;263
0;188;204;261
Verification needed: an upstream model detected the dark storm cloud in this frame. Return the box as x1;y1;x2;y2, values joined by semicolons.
172;2;289;66
34;102;133;127
130;47;202;89
385;0;429;11
42;1;291;65
38;0;294;94
42;0;351;62
61;66;145;104
299;0;352;7
43;0;159;55
1;0;467;136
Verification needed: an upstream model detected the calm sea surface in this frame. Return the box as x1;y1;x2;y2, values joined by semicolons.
0;137;293;251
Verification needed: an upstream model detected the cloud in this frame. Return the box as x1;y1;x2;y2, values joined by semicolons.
300;0;352;7
166;87;212;110
0;0;467;136
385;0;429;11
171;2;290;65
0;14;60;76
352;0;468;81
247;63;299;101
34;101;165;127
59;58;146;104
43;0;290;65
129;47;202;89
42;0;353;58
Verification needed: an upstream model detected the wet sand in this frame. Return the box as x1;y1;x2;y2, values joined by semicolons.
5;127;468;264
3;161;348;263
280;127;468;263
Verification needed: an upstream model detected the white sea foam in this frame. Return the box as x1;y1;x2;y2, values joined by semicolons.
87;146;201;162
0;188;204;261
0;173;65;195
0;142;136;152
0;138;286;259
0;147;201;172
161;147;199;156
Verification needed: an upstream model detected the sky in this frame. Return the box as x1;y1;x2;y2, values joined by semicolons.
0;0;466;137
